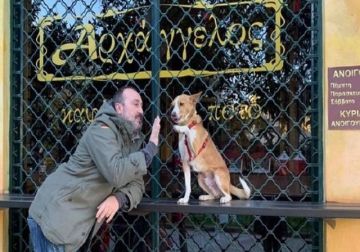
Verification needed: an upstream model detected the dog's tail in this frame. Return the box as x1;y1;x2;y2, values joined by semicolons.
230;177;251;199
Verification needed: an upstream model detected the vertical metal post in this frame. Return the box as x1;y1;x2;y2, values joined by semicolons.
10;0;24;250
311;0;323;251
150;0;161;250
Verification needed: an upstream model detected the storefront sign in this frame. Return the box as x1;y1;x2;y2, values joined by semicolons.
36;0;284;81
328;66;360;129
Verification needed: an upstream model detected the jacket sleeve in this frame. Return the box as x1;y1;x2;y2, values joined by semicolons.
84;124;148;188
114;175;145;211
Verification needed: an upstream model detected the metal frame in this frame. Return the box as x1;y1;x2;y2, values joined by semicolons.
8;0;325;251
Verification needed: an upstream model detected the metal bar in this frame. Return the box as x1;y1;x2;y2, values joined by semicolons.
134;199;360;219
313;0;324;251
2;195;360;219
150;0;161;250
150;0;161;200
9;0;23;250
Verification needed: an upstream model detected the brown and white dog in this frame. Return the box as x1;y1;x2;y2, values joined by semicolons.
171;92;251;204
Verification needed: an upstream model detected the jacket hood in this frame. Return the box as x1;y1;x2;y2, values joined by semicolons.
94;100;141;140
95;100;119;122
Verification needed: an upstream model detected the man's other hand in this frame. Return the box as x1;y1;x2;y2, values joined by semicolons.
96;195;120;223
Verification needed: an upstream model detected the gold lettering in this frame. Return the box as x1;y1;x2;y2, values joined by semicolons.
208;105;221;121
141;20;151;52
160;29;176;62
61;108;73;125
135;30;147;53
249;22;264;51
209;14;227;47
178;28;192;61
144;31;151;52
117;32;134;64
208;102;262;121
73;108;82;123
38;0;284;81
226;23;246;46
61;108;97;125
52;24;97;66
193;26;207;48
98;33;116;64
134;20;149;53
222;104;234;120
248;103;261;119
91;108;98;122
208;105;215;121
238;104;248;120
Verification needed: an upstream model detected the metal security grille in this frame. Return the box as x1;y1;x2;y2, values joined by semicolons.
10;0;322;251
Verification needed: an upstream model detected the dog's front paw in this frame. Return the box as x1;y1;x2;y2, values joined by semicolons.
177;197;189;204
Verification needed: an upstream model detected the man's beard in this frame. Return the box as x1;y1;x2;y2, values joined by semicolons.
119;111;144;136
132;114;144;135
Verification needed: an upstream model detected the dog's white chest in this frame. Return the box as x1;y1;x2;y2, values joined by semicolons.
178;134;190;161
178;133;197;161
178;134;204;172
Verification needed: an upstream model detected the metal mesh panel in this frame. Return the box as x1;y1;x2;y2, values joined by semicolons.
10;0;322;251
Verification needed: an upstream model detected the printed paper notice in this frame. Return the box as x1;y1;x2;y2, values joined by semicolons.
328;66;360;130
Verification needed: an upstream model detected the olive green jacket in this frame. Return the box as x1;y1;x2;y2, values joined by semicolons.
29;101;147;251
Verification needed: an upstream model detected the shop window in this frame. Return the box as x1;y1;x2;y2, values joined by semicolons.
10;0;322;251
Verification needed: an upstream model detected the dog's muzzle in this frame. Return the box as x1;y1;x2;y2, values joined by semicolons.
171;112;179;123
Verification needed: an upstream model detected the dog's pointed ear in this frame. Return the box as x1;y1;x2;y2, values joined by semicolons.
192;92;202;103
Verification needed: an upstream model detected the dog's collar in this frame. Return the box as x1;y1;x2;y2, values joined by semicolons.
188;121;198;129
184;134;209;161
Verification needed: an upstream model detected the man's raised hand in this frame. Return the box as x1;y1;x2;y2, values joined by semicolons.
149;116;161;146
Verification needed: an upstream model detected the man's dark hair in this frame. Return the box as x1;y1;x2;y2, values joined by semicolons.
112;86;140;106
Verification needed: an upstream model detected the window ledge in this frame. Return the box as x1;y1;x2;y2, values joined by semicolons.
1;194;360;218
